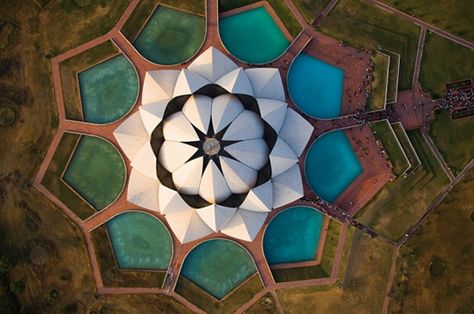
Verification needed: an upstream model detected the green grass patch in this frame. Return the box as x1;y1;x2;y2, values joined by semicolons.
121;0;205;42
319;0;420;90
367;52;389;111
391;122;421;172
356;129;449;240
382;49;400;103
293;0;332;22
380;0;474;42
420;32;474;98
389;168;474;313
0;107;16;126
63;135;125;210
41;133;96;219
429;110;474;174
175;273;263;314
370;120;410;176
277;231;394;313
91;225;166;288
219;0;302;37
59;41;118;121
271;219;341;282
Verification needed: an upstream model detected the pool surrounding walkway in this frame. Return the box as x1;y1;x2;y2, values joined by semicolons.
288;53;344;119
305;130;362;202
134;5;205;65
79;55;138;124
264;206;324;265
219;6;290;64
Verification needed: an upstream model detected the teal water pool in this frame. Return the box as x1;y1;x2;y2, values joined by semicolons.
107;211;172;270
134;6;205;65
63;135;126;210
288;53;344;119
219;6;289;64
305;130;362;202
180;239;256;299
263;206;324;265
79;55;138;124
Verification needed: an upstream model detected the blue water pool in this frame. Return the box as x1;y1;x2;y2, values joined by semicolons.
180;239;256;299
219;6;289;64
305;130;362;202
107;211;172;270
288;53;344;119
79;55;138;124
263;206;324;265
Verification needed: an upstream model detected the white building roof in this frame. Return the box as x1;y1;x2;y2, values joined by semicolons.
278;108;313;156
173;69;210;97
215;68;254;96
245;68;285;101
220;157;257;194
222;110;264;141
142;70;180;105
166;208;213;243
127;168;160;211
158;184;191;215
225;139;269;170
196;204;236;232
131;142;157;180
182;95;213;133
257;98;287;132
211;94;244;133
269;137;298;178
221;209;268;241
239;180;273;212
113;111;149;161
162;112;199;142
172;157;203;195
199;160;232;203
139;100;168;135
188;47;238;82
272;164;304;208
158;141;197;172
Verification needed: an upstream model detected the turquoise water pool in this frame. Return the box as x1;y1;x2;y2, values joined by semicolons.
305;130;362;202
107;211;172;270
263;206;324;265
219;6;289;64
180;239;256;299
134;6;205;65
79;55;138;124
63;135;125;210
288;53;344;119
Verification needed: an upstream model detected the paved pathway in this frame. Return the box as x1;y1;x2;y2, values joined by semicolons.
412;27;426;88
367;0;474;49
313;0;340;27
382;246;400;314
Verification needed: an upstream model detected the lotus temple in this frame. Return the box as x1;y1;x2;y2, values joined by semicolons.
27;0;473;312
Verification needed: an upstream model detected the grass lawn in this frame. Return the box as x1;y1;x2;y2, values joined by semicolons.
219;0;302;37
420;32;474;98
175;274;263;314
319;0;420;90
380;0;474;42
271;219;341;282
381;49;400;103
389;169;474;313
63;135;125;210
370;120;410;176
90;225;166;288
277;230;394;313
293;0;331;22
59;41;118;121
246;293;279;314
367;52;389;111
429;110;474;174
41;132;96;219
391;122;421;172
356;129;449;240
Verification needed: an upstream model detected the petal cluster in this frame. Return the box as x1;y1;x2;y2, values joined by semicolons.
114;47;313;243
